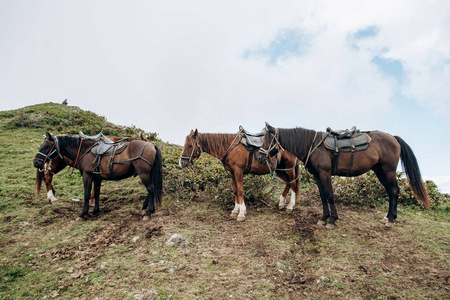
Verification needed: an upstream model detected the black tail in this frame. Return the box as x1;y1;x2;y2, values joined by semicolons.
151;145;163;207
35;169;44;198
395;136;430;209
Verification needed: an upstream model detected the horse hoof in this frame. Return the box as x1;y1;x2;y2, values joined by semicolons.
279;205;286;210
382;215;388;223
326;223;336;230
50;200;59;205
142;215;151;221
236;216;245;222
75;217;84;222
317;220;327;226
286;207;294;212
230;212;238;218
141;210;147;216
385;221;395;228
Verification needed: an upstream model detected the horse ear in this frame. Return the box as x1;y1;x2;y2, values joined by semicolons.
193;129;198;139
45;132;53;140
265;123;274;132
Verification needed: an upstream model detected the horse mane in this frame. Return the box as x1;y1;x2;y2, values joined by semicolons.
278;127;317;159
198;133;236;158
57;135;82;149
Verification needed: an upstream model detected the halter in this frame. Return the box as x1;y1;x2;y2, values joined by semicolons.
258;128;283;161
34;137;61;165
180;139;203;165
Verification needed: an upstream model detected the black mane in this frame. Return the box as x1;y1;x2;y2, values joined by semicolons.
277;127;317;160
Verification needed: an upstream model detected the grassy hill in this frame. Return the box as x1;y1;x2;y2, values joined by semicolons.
0;103;449;299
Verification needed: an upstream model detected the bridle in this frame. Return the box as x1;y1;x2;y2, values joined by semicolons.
34;137;62;169
258;128;283;162
180;139;203;166
34;135;84;173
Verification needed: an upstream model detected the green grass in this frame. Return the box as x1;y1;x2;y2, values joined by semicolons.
0;103;449;299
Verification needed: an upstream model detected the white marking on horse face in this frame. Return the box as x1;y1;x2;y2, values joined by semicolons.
47;190;58;202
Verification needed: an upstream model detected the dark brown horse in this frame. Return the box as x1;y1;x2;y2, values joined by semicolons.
35;135;151;205
33;132;163;220
258;123;430;229
179;129;300;221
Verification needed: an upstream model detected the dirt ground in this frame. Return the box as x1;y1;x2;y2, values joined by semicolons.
16;190;449;299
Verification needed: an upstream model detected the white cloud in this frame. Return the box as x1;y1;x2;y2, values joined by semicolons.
0;0;449;179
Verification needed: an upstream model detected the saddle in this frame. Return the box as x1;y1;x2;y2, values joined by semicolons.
324;126;371;153
79;131;129;174
239;126;265;148
238;126;267;174
322;126;371;175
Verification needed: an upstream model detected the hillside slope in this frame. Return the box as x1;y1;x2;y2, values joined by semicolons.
0;103;448;299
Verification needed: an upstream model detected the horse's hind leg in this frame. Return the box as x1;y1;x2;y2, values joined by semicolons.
374;165;399;227
279;183;290;210
142;186;155;221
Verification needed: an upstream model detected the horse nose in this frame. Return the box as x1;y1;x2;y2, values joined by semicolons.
33;159;42;169
179;159;187;168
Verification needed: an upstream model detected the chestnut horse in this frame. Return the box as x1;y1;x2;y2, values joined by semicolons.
33;132;162;221
179;129;300;222
258;123;430;229
35;135;150;204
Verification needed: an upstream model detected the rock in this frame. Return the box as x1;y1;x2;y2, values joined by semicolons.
166;233;184;246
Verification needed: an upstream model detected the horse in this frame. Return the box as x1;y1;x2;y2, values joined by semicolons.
35;134;150;204
258;123;430;229
33;132;163;221
179;129;301;222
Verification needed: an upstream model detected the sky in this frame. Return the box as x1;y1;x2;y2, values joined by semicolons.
1;1;449;193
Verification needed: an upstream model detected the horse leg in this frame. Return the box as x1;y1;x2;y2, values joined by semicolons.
142;186;155;221
286;170;298;211
230;171;246;221
374;166;399;227
314;173;338;229
279;183;289;210
45;172;58;204
92;179;101;215
78;174;93;220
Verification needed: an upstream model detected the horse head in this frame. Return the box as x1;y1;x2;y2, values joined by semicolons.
257;123;281;164
179;129;203;168
33;132;61;169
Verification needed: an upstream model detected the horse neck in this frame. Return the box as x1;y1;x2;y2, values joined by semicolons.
278;127;317;161
197;133;237;160
57;136;94;165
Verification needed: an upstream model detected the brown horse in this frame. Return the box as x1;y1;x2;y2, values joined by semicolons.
258;123;430;229
179;129;300;221
35;135;150;204
33;132;163;220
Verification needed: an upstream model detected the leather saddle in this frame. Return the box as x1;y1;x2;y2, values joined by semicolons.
79;131;129;156
324;126;371;153
239;126;265;148
79;131;129;174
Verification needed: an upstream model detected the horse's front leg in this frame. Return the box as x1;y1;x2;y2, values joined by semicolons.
92;179;101;215
45;172;58;203
316;172;338;229
232;170;246;222
78;174;93;220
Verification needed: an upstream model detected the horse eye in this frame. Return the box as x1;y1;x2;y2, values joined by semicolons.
187;145;193;148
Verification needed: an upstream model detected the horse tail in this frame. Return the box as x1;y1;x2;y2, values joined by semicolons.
151;144;163;208
394;136;430;209
35;169;44;198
